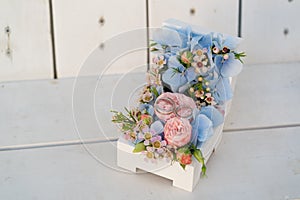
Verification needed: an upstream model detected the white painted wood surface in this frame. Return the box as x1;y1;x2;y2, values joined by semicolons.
241;0;300;64
224;62;300;130
0;73;146;147
149;0;239;36
52;0;147;78
0;127;299;199
0;0;53;81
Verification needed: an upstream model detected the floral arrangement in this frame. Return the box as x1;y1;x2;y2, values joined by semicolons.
112;20;245;176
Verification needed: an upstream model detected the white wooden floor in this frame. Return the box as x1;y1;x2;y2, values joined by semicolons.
1;62;300;200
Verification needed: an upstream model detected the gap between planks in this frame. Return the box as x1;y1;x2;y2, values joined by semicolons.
0;138;117;152
223;123;300;133
1;123;300;152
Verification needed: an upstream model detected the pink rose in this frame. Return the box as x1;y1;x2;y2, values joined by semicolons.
154;92;196;122
164;117;192;148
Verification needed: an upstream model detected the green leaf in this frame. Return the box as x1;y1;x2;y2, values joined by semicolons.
178;146;191;154
186;51;193;60
201;165;207;178
111;110;134;125
150;42;157;47
234;52;246;64
194;82;203;91
150;48;159;52
121;124;134;132
193;149;203;162
171;67;182;78
133;142;146;153
150;86;159;97
172;67;182;73
180;163;186;170
125;107;137;123
193;149;207;177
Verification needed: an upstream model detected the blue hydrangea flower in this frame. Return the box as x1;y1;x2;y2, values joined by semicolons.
211;77;233;104
139;103;154;116
152;28;183;47
200;105;224;127
152;27;190;54
212;33;240;51
190;34;212;51
162;20;192;49
162;56;197;92
150;120;164;135
212;33;243;77
202;68;220;89
214;53;243;77
191;113;214;148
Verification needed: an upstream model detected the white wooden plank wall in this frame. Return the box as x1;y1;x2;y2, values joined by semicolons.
149;0;239;36
0;0;300;81
52;0;147;77
241;0;300;64
0;0;53;82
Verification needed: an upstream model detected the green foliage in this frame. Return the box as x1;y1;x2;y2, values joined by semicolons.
234;52;246;63
180;163;186;170
171;67;183;78
111;108;138;132
150;86;159;98
190;144;207;177
177;146;191;154
150;42;157;47
178;51;193;68
133;142;146;153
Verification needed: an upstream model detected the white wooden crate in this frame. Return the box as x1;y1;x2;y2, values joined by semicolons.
117;78;234;192
117;123;224;192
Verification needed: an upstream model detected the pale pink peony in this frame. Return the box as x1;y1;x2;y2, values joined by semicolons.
154;92;196;122
164;117;192;148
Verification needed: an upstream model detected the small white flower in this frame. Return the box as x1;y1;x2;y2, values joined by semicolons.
212;46;220;54
152;55;166;68
142;91;153;102
223;54;229;60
